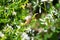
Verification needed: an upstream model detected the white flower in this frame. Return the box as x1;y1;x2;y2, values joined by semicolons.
0;32;4;37
44;30;48;32
25;27;32;33
39;28;44;33
7;24;13;29
40;18;48;25
45;14;52;20
12;0;14;2
44;22;48;25
39;19;45;22
12;11;16;15
47;14;52;18
16;25;20;29
25;15;32;20
54;10;58;15
27;3;31;8
46;14;55;22
21;32;30;40
41;22;48;25
50;0;53;1
7;24;9;26
33;2;36;4
41;0;48;2
39;8;41;13
31;37;34;40
51;27;56;31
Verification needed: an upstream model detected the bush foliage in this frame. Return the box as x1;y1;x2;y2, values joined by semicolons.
0;0;60;40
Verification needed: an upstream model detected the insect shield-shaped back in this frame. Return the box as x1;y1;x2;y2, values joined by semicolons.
24;15;32;25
